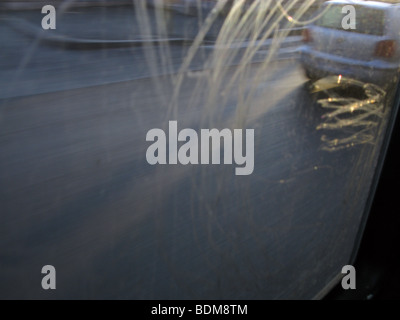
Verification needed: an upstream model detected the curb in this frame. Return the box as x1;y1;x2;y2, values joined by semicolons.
4;16;303;51
0;1;133;11
3;17;200;49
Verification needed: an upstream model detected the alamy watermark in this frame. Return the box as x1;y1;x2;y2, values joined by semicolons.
41;265;56;290
41;5;56;30
341;5;356;30
146;121;254;175
341;265;356;290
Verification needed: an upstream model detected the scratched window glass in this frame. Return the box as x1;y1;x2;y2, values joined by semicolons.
315;4;385;35
0;0;399;299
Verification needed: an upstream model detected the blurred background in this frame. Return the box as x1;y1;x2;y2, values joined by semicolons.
0;0;399;299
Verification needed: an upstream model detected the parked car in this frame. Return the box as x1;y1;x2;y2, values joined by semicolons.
299;0;400;88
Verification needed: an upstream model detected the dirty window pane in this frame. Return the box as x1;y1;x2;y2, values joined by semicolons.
0;0;399;300
315;4;385;35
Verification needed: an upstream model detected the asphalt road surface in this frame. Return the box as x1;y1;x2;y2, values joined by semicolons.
0;8;393;299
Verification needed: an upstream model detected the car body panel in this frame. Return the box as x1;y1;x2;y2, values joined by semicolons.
299;0;400;86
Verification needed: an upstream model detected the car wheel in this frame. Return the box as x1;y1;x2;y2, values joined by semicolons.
304;68;318;81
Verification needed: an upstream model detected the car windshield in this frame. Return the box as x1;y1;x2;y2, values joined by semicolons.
315;4;386;35
0;0;399;300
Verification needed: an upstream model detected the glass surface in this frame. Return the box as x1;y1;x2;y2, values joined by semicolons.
0;0;399;299
315;4;385;35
